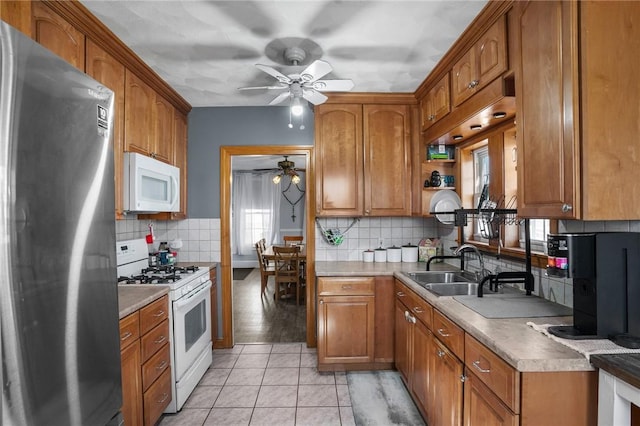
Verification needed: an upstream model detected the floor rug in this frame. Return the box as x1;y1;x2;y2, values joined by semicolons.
232;268;254;281
347;370;425;425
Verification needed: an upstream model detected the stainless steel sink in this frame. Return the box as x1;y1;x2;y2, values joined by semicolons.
401;270;476;285
422;282;480;297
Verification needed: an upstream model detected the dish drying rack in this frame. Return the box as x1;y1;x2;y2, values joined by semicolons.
430;194;533;286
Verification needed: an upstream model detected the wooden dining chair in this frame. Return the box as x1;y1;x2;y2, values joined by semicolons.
283;235;303;246
255;242;275;295
273;245;303;305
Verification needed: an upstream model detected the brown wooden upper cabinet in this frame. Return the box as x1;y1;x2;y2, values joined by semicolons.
420;73;451;131
124;70;174;164
451;16;507;107
32;2;84;70
86;39;126;219
315;103;411;217
513;1;640;220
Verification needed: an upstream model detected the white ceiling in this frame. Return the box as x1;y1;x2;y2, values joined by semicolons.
80;0;487;107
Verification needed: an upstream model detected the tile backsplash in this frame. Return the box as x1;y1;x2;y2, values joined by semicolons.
315;217;438;261
115;216;221;263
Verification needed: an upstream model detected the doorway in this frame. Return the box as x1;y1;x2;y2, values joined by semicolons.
219;145;315;349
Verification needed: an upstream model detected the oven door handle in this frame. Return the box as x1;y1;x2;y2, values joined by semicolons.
174;280;212;310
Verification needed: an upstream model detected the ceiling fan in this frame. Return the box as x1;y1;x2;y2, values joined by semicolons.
238;46;354;108
254;156;305;184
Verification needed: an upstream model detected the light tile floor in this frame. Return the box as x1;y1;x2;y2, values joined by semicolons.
159;343;356;426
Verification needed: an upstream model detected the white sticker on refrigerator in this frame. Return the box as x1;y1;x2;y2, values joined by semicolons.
97;105;109;130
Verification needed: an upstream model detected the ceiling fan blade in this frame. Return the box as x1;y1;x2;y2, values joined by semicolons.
299;60;333;82
302;88;328;105
311;79;355;92
238;85;289;91
256;64;292;84
269;91;292;106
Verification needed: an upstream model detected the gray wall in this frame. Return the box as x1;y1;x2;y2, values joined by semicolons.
187;105;315;218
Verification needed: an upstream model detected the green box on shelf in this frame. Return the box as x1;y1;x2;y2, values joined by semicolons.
427;144;454;160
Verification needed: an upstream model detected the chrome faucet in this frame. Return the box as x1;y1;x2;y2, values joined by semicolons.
454;244;489;282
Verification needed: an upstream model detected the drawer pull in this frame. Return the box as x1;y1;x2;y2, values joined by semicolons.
405;311;416;324
153;310;165;317
120;331;132;341
319;300;324;305
437;328;451;337
413;306;424;314
157;392;169;404
154;335;167;345
397;291;406;297
156;360;168;371
341;285;353;290
437;349;445;358
472;360;491;373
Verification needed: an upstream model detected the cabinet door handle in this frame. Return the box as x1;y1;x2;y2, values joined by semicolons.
156;360;168;371
472;360;491;373
397;291;406;297
428;114;436;121
467;79;479;89
121;331;132;341
437;349;445;358
437;328;451;337
154;335;167;345
561;203;573;213
319;300;324;305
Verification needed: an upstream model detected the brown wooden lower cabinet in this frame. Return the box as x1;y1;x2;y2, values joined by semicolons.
464;371;518;426
317;276;395;371
119;295;171;426
395;279;597;426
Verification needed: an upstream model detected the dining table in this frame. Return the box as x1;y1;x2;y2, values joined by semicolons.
261;244;307;262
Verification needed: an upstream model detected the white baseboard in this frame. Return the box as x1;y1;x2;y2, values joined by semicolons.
232;260;259;268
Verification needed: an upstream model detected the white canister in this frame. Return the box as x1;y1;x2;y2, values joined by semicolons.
363;250;374;263
387;246;402;263
374;248;387;263
401;243;419;262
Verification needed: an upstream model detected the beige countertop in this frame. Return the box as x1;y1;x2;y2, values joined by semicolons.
118;285;170;319
316;261;591;373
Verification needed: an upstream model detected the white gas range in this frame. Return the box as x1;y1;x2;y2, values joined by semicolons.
116;239;212;413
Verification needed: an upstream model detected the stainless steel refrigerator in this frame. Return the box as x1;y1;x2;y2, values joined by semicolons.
0;21;122;425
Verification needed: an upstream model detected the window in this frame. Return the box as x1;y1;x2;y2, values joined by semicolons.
472;146;490;241
521;218;549;253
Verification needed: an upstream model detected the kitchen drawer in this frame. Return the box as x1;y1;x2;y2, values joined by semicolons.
318;277;375;296
141;319;169;362
142;342;170;392
143;366;171;426
465;333;520;412
433;309;464;359
396;284;433;329
119;311;140;351
139;295;169;335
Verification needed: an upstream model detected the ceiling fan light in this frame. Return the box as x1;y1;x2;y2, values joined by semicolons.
291;97;304;116
292;174;301;184
272;174;282;184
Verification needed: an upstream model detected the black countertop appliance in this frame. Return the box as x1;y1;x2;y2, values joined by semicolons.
547;232;640;348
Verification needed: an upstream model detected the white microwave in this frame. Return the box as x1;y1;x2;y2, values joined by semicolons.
123;152;180;213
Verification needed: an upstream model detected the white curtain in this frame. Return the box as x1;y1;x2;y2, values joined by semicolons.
232;171;281;255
